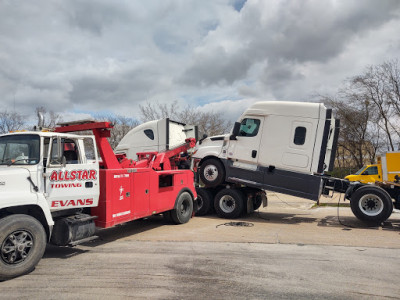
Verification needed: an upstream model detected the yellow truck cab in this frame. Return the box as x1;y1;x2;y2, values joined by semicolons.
345;152;400;183
345;164;381;183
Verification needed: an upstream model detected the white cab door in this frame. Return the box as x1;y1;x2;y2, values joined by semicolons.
44;136;100;211
227;116;264;165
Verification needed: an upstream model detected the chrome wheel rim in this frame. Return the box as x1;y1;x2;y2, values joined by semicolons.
359;194;384;217
1;230;34;265
220;195;236;213
204;165;218;182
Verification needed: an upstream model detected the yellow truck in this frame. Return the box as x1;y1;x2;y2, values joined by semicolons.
345;152;400;183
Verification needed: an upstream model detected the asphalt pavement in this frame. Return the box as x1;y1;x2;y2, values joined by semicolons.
1;193;400;299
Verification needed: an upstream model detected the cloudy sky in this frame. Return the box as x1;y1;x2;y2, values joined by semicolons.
1;0;400;123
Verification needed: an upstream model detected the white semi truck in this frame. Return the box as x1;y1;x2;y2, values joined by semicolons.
115;118;197;161
191;101;396;224
190;101;339;218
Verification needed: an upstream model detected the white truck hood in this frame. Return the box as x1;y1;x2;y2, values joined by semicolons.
0;167;32;192
193;134;227;159
0;167;38;207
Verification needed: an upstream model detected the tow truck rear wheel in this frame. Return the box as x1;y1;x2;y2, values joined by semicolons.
0;214;47;281
170;192;194;224
350;186;393;225
214;188;244;219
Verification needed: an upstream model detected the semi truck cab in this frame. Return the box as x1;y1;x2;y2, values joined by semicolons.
192;101;340;201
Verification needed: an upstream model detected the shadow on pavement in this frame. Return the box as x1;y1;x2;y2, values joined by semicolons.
42;215;172;260
241;211;400;232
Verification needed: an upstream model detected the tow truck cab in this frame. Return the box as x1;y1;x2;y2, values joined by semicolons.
0;131;100;221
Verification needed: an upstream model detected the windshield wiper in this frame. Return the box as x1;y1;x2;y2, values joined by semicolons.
7;158;39;166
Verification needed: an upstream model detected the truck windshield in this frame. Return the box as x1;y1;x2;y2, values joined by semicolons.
355;166;367;175
0;134;40;165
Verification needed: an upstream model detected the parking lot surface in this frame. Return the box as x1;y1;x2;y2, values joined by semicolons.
1;193;400;299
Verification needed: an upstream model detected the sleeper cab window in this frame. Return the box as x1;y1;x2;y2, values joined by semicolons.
144;129;154;140
238;118;260;137
294;126;306;145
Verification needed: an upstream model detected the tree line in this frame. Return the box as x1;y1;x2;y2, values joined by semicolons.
0;102;231;149
321;59;400;174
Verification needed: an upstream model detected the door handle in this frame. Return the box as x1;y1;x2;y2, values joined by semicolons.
85;182;93;188
252;150;257;158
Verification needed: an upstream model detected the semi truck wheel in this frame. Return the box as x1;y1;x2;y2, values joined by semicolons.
350;186;393;225
195;188;213;216
0;214;47;281
199;158;225;187
214;188;244;219
170;192;194;224
253;194;263;210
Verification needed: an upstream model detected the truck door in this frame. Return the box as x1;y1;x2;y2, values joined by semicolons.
44;136;100;210
227;117;263;165
360;165;380;183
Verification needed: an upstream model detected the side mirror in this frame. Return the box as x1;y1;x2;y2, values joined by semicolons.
230;122;241;140
199;134;208;145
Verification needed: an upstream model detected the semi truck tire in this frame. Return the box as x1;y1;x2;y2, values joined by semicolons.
350;186;393;225
214;188;244;219
195;188;213;216
199;158;225;187
253;194;263;210
0;214;47;281
171;192;194;224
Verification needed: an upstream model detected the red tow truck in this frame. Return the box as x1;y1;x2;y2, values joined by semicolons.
0;120;197;280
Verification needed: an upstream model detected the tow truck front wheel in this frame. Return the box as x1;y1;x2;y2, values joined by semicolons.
0;214;46;281
350;186;393;225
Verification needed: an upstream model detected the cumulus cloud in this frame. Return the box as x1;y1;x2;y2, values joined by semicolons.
180;0;400;89
0;0;399;124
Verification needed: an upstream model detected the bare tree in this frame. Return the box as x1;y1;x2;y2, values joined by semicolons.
350;60;400;151
35;106;62;129
139;101;232;137
96;114;139;149
323;95;369;168
139;101;181;121
320;59;400;172
0;110;25;133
